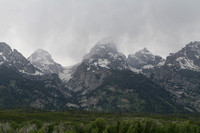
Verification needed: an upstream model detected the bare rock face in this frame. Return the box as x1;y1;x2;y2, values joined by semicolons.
67;63;112;94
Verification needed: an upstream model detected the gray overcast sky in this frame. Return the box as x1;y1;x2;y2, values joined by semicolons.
0;0;200;66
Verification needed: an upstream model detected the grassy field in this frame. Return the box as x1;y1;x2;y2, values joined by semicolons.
0;109;200;133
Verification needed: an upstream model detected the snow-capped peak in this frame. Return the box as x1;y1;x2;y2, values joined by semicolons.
83;37;118;61
82;37;129;71
28;49;54;64
28;49;64;74
28;49;54;65
28;49;76;82
128;48;165;73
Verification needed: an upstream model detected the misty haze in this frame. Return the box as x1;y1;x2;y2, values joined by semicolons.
0;0;200;133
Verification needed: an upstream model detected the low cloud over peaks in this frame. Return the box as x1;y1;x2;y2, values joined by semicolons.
0;0;200;66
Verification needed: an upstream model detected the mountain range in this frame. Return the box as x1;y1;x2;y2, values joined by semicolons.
0;38;200;113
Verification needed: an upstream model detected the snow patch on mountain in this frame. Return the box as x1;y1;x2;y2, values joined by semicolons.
59;67;73;82
143;64;154;69
98;59;110;69
157;61;165;66
195;55;200;59
19;70;43;75
129;67;142;73
175;56;200;71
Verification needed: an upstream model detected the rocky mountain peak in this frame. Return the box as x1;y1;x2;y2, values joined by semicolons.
138;47;152;55
135;48;154;58
28;49;77;83
0;42;12;63
0;42;12;53
82;37;129;71
83;37;118;60
127;48;165;73
151;42;200;112
186;41;200;49
28;49;64;74
165;41;200;71
0;42;41;75
28;49;53;64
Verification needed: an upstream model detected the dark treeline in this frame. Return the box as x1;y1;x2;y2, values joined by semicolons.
0;109;200;133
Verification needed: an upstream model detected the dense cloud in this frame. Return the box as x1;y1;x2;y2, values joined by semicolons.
0;0;200;66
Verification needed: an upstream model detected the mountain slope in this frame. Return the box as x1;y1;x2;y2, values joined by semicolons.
151;41;200;112
1;40;200;113
0;65;71;109
0;43;72;110
74;70;183;113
